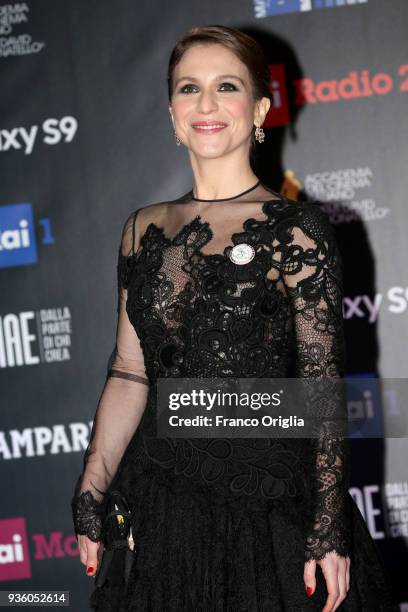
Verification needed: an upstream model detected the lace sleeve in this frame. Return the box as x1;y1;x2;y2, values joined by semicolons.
72;209;149;540
280;202;352;562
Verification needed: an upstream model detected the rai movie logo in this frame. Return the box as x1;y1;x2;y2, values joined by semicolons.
254;0;368;18
0;518;32;581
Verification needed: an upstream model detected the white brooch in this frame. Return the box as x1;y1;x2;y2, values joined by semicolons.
228;243;255;265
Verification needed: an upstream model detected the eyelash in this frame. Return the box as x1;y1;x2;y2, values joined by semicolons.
178;82;239;94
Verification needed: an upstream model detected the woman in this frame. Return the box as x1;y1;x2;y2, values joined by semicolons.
71;25;399;611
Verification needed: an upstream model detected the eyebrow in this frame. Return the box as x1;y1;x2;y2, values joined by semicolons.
174;74;245;87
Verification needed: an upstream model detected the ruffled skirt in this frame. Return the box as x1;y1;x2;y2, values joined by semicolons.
89;466;399;611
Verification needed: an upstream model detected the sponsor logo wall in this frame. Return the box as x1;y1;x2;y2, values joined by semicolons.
1;0;407;608
253;0;368;19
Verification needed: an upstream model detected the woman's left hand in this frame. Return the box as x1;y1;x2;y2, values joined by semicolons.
304;552;351;612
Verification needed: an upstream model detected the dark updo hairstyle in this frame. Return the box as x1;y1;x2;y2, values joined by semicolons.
167;25;272;156
167;25;271;102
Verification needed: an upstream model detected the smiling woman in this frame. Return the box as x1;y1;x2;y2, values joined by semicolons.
166;26;271;178
71;24;400;612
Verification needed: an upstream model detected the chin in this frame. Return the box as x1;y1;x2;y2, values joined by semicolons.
190;145;233;159
195;151;226;160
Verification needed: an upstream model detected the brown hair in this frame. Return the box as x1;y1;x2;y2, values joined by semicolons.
167;25;271;104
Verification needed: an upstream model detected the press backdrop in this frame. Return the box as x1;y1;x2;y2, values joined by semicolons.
0;0;407;609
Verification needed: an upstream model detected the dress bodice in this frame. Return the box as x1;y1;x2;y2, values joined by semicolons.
74;179;352;564
119;180;342;386
121;181;294;382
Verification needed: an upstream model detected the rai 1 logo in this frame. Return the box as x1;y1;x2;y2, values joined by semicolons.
264;64;290;127
0;518;31;580
0;203;54;269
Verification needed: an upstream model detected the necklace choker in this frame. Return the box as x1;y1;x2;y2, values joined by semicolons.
191;179;261;202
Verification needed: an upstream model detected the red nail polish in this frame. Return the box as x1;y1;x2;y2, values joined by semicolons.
306;586;314;597
87;566;94;574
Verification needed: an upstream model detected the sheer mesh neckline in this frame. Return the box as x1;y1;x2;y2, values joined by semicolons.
190;179;261;202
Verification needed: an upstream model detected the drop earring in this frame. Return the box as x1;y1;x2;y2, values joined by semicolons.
174;131;181;146
255;125;265;143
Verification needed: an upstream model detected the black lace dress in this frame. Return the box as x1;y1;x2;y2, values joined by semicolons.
74;180;398;611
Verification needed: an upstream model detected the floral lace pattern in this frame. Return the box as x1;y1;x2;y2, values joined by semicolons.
115;193;351;563
71;486;105;542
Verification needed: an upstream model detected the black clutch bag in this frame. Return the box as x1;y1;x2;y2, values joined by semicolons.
94;490;136;588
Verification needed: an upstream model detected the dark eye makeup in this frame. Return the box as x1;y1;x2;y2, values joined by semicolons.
178;82;239;94
219;82;239;91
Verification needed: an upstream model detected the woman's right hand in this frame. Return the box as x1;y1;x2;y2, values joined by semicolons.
77;534;104;577
71;480;106;577
304;552;351;611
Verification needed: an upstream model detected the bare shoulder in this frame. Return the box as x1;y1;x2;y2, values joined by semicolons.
134;200;169;231
130;191;190;233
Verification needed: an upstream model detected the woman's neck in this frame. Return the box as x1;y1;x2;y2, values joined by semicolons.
188;149;259;201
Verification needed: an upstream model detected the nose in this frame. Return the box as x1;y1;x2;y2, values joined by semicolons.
196;88;218;114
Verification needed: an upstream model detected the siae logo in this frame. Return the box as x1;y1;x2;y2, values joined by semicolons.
253;0;368;19
0;203;54;268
